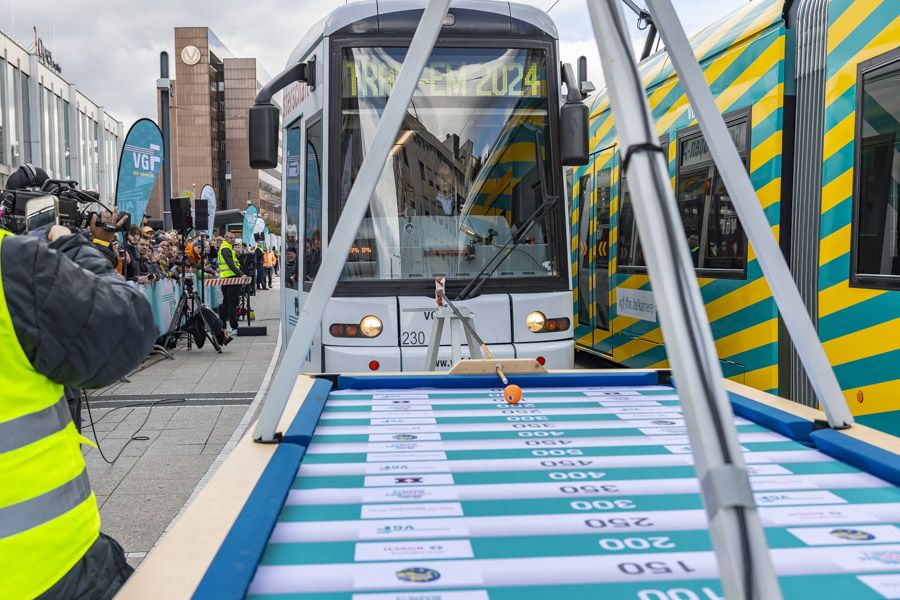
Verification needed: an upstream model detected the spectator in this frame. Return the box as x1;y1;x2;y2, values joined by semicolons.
255;241;266;290
124;225;141;281
263;245;276;289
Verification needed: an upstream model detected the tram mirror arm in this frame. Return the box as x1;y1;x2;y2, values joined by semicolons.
559;63;590;166
249;60;314;169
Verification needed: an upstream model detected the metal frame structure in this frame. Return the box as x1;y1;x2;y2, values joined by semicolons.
586;2;780;597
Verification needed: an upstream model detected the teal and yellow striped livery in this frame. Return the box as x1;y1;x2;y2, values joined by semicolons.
571;0;900;435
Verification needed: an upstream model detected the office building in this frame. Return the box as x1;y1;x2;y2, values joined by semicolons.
0;29;123;201
151;27;281;229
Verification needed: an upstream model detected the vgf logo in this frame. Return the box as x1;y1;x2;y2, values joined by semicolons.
128;143;161;172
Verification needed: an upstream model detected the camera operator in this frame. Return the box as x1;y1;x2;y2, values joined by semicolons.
0;208;156;599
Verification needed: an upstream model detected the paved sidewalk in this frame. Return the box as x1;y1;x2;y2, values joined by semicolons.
82;279;282;567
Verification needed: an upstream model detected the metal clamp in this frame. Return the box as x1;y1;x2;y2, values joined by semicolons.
699;464;755;519
622;142;666;173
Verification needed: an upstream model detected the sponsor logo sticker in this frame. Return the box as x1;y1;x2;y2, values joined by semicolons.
395;567;441;583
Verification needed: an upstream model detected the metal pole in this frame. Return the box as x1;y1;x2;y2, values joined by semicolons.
644;0;852;430
253;0;452;442
159;51;173;230
586;2;781;598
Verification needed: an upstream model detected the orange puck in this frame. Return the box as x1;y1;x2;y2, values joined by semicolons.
503;384;523;405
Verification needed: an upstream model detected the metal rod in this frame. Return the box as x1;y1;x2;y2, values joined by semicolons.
438;291;493;359
587;1;781;597
643;0;852;430
253;0;452;442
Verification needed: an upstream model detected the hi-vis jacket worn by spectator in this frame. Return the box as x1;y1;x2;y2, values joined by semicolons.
263;250;276;268
217;239;241;278
0;230;156;599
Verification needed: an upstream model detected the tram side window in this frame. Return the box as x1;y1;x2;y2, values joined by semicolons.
676;116;749;276
304;119;323;286
284;121;302;290
852;51;900;288
617;141;667;270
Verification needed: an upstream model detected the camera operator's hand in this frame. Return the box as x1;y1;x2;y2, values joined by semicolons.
48;225;72;242
89;211;128;244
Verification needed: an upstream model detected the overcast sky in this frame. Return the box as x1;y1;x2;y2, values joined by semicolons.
1;0;748;127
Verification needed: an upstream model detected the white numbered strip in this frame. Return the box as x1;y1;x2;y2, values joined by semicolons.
306;431;787;454
321;407;686;419
318;419;692;435
269;504;900;542
287;472;891;506
315;412;707;435
352;491;855;519
299;450;832;477
326;397;678;407
247;545;900;594
327;385;674;397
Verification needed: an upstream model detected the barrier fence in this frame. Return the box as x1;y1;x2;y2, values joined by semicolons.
139;275;224;337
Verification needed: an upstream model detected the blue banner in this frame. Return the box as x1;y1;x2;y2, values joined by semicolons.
243;204;258;244
115;119;164;226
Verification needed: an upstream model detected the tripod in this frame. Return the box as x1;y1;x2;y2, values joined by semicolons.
161;234;223;353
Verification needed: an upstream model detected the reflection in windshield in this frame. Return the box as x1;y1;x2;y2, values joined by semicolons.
338;46;559;282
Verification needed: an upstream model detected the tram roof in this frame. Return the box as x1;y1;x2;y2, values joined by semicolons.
584;0;785;116
287;0;558;67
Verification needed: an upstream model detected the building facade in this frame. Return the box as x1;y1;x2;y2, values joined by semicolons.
152;27;281;231
0;30;123;201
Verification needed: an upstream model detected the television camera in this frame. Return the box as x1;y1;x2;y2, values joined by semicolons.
0;164;127;235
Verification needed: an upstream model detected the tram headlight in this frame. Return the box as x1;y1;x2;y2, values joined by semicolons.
360;315;383;338
525;311;570;334
526;311;546;333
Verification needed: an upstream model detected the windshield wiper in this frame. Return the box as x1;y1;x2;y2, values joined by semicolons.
456;132;558;301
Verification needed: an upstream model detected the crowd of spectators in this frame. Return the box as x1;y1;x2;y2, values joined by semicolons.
117;217;279;288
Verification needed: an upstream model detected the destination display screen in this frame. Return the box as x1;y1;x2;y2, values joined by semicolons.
342;47;547;99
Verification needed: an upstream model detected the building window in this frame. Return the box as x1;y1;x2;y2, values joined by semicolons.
852;48;900;289
304;118;323;287
675;113;750;277
8;64;19;166
59;98;69;179
0;58;6;166
21;72;30;163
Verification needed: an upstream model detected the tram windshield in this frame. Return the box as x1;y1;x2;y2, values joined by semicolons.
338;46;560;282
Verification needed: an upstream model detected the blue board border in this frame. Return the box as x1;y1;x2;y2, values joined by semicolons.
192;378;333;600
336;371;662;390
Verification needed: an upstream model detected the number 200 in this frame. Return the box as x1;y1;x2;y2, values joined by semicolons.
598;536;675;551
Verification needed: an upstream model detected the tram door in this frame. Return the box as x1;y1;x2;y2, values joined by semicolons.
576;149;614;355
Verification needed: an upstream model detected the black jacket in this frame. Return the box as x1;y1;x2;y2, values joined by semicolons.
2;233;156;389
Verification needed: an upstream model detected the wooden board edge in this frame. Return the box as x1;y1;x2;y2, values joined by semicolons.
723;379;900;454
116;374;319;599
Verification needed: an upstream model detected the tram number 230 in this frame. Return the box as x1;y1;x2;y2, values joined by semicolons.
402;331;426;345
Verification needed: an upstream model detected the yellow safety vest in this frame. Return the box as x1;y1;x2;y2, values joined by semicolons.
218;240;238;278
0;230;100;599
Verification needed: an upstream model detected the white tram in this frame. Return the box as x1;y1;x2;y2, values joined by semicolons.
257;0;589;372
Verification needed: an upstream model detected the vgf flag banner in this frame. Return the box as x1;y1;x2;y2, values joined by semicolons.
200;184;217;237
115;118;163;223
242;204;258;244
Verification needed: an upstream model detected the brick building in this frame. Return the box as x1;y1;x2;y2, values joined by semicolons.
151;27;281;230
